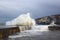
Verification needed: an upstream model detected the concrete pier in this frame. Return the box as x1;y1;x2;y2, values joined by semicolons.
0;25;31;40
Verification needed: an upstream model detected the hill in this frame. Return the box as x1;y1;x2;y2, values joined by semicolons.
35;14;60;25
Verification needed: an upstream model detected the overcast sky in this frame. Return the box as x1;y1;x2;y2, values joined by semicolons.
0;0;60;22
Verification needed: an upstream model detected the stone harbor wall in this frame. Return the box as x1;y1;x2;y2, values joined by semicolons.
0;26;20;39
0;25;31;40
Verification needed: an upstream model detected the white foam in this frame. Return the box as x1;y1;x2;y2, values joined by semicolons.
6;13;36;26
31;25;49;31
6;13;49;37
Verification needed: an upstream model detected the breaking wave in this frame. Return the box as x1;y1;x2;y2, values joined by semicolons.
6;13;36;26
6;12;50;38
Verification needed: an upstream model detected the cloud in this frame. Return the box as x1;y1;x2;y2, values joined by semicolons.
0;0;60;22
0;0;60;11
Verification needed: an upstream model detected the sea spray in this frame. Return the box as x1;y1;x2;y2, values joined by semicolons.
6;13;36;32
6;13;36;26
31;25;49;31
6;12;49;33
6;13;50;37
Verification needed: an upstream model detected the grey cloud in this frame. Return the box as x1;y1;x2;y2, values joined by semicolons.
0;0;60;22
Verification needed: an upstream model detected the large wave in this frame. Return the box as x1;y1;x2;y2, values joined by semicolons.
6;13;49;32
6;13;36;26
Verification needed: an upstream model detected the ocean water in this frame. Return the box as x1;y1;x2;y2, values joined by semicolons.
9;25;60;40
9;25;49;38
4;13;60;40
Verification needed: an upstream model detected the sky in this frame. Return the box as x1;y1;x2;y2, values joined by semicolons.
0;0;60;23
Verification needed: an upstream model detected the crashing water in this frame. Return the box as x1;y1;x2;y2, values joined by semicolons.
9;25;49;38
20;25;49;36
6;13;49;37
31;25;49;31
6;13;36;26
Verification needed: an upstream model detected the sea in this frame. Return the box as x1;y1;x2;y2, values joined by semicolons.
8;25;60;40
